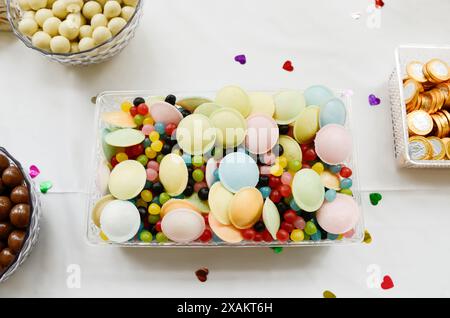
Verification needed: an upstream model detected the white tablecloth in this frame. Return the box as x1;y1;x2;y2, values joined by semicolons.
1;0;450;297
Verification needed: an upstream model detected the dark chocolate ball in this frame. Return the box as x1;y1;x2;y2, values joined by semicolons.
8;230;26;254
165;94;177;106
0;248;15;268
198;187;209;201
2;166;24;188
133;97;145;106
10;204;30;228
0;179;5;195
0;196;12;221
10;186;29;204
0;222;13;240
0;155;9;174
0;241;5;252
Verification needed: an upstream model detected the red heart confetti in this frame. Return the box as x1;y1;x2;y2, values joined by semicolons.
381;275;394;290
375;0;385;8
195;267;209;283
29;165;40;179
283;60;294;72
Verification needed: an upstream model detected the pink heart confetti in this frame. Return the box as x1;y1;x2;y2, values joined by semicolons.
350;12;361;20
29;165;40;179
368;94;381;106
234;54;246;65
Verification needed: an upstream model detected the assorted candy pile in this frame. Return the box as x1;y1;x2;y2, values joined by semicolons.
92;85;361;245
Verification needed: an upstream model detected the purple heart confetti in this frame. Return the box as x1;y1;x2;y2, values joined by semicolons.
368;94;381;106
234;54;247;65
29;165;40;179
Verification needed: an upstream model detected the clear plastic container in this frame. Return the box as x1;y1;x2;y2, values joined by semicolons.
389;45;450;168
86;90;364;247
6;0;143;65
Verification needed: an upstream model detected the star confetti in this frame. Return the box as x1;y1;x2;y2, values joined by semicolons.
234;54;246;65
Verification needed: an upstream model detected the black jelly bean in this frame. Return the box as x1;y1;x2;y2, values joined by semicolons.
198;187;209;201
278;125;290;135
183;185;194;197
253;221;265;232
161;143;172;155
133;97;145;106
165;94;177;105
257;175;269;187
151;182;164;195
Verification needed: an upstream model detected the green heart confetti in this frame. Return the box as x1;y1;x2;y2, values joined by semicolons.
270;247;283;254
40;181;53;194
369;193;382;206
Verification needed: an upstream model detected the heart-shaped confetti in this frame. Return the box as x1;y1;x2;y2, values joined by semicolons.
40;181;53;194
283;60;294;72
368;94;381;106
363;230;372;244
370;193;382;205
29;165;40;179
323;290;336;298
234;54;247;65
350;12;361;20
375;0;385;8
381;275;394;290
271;246;283;254
195;267;209;283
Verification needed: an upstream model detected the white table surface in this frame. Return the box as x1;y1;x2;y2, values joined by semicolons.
1;0;450;297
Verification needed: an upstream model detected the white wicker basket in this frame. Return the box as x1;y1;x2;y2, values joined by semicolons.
0;147;41;283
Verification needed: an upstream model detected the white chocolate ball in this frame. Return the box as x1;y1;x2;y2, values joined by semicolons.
79;24;93;38
46;0;57;9
22;11;36;20
104;1;121;19
90;13;107;29
78;37;95;51
96;0;107;6
58;19;79;40
50;35;70;53
123;0;138;7
28;0;47;11
18;18;38;37
82;1;102;20
70;42;79;53
42;17;61;36
65;0;83;13
92;26;112;45
18;0;31;11
66;12;86;27
121;6;135;21
34;8;54;27
108;17;126;36
32;31;51;50
52;0;68;19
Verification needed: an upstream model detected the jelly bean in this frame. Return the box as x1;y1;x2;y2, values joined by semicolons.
270;164;283;177
134;114;145;126
155;220;162;232
300;144;309;153
147;160;160;172
130;106;138;117
159;192;171;205
311;231;321;241
281;221;294;233
149;131;160;142
272;144;284;157
303;148;317;161
156;154;165;163
143;138;151;148
283;210;297;224
312;162;325;174
139;230;153;242
289;199;300;211
100;231;109;241
141;124;154;136
133;97;145;106
121;101;133;113
253;221;265;232
143;117;155;126
329;164;342;174
156;232;168;243
293;216;306;230
148;214;160;224
269;189;282;203
340;178;353;189
263;230;274;242
259;186;271;199
126;144;144;159
145;180;153;189
302;163;311;169
182;154;192;165
111;156;119;168
259;165;271;175
192;169;205;182
148;203;161;215
137;103;149;115
342;229;355;238
325;189;337;202
304;234;310;241
165;123;177;136
340;166;352;178
290;229;304;242
151;140;163;152
155;122;166;135
242;228;256;241
192;155;203;167
278;184;292;198
136;198;148;208
304;221;317;235
146;168;158;182
280;172;292;185
199;228;212;242
194;182;208;193
213;169;220;180
288;160;302;172
141;189;153;203
253;233;263;242
327;233;339;240
263;152;276;165
269;176;281;188
137;154;149;166
116;152;128;162
276;156;288;168
145;147;157;159
276;229;289;242
152;196;160;205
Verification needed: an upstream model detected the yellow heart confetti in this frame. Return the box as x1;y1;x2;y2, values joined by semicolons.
323;290;336;298
363;230;372;244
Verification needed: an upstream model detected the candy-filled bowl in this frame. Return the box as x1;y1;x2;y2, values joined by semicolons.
6;0;143;66
86;86;364;248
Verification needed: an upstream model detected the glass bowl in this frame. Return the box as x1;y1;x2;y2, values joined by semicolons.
6;0;143;65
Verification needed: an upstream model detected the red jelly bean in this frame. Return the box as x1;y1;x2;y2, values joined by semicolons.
281;221;294;233
293;216;306;230
300;144;310;153
199;228;212;242
303;149;317;161
283;210;297;224
302;163;311;169
269;176;281;188
165;123;177;136
269;189;282;203
130;106;138;116
137;103;149;115
203;214;209;226
278;184;292;198
340;166;353;178
262;230;273;242
126;144;144;159
242;228;256;241
254;233;263;242
155;220;162;232
276;229;289;242
111;156;119;168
